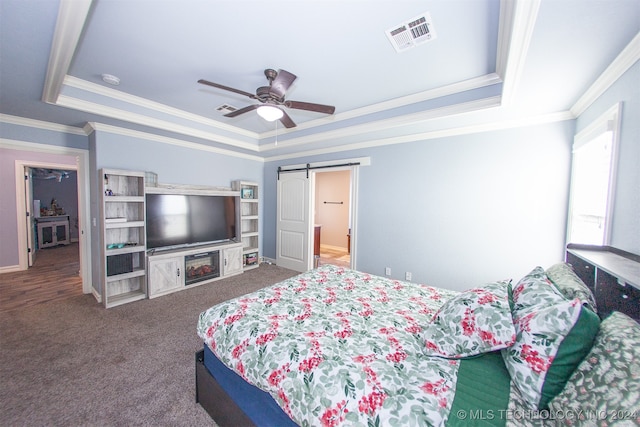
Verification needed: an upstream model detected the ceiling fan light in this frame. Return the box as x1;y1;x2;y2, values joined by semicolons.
257;105;283;122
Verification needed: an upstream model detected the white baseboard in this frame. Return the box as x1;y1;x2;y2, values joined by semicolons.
0;264;22;274
261;256;276;265
92;288;102;303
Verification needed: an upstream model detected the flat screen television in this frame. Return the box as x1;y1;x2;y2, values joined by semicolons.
145;192;238;251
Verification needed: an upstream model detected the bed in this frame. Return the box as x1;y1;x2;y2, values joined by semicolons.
196;263;640;426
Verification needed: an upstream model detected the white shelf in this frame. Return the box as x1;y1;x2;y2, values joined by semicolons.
105;196;145;202
105;268;146;283
233;180;260;271
106;290;147;308
106;245;145;255
105;220;145;229
100;169;147;308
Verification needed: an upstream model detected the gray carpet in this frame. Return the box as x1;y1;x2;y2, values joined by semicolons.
0;264;298;426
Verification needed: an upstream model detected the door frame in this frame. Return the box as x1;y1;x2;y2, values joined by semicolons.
7;139;92;294
24;167;36;267
311;166;357;269
276;156;368;271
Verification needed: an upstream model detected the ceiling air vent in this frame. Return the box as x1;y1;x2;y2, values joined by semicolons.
386;12;437;53
216;104;238;114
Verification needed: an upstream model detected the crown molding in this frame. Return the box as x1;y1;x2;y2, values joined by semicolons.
497;0;541;106
62;72;503;143
41;0;92;104
259;96;503;152
63;76;259;139
84;122;264;162
571;32;640;117
58;78;507;155
263;110;574;162
574;102;622;146
56;95;259;152
0;113;86;135
495;0;515;79
0;137;88;155
260;73;503;139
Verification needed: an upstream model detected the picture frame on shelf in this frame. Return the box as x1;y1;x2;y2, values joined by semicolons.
241;188;254;199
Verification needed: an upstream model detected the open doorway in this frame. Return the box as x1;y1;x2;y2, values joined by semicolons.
313;169;351;268
4;154;90;311
28;166;79;257
276;158;364;272
3;141;91;301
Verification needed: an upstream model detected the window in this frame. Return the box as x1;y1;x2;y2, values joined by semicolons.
567;103;621;246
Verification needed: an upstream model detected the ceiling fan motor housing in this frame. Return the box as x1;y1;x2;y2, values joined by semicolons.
257;86;283;103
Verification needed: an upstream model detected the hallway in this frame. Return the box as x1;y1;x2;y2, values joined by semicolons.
0;243;82;312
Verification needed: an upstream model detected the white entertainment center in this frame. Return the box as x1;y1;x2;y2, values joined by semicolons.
98;169;255;308
147;240;243;299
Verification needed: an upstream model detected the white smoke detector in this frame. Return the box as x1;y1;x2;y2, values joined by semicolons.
386;12;437;53
101;74;121;85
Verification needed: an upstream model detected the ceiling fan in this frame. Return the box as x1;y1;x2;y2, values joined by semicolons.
198;69;335;128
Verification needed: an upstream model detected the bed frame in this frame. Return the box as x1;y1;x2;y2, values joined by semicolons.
195;350;256;427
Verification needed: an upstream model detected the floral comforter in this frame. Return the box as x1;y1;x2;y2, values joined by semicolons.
197;265;461;427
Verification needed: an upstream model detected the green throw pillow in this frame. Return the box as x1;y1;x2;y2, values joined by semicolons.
502;298;600;409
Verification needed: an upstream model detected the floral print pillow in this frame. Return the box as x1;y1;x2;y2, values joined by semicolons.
422;281;516;358
548;311;640;423
502;298;600;410
546;262;597;313
511;266;566;318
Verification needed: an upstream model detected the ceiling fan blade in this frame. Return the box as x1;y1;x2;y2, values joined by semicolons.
224;104;259;117
270;70;297;99
279;110;296;128
285;100;336;115
198;79;256;99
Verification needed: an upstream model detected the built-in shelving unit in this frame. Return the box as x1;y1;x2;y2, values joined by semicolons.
233;180;260;270
99;169;147;308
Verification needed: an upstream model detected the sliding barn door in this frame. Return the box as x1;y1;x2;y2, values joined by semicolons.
276;171;311;272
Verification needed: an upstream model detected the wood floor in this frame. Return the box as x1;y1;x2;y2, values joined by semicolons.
0;243;82;312
318;246;351;268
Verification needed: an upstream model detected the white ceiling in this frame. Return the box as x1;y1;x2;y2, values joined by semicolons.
0;0;638;158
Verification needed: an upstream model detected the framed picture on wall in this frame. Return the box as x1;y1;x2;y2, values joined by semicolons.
241;188;254;199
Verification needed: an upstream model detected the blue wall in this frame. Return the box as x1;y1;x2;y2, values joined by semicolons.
264;120;575;291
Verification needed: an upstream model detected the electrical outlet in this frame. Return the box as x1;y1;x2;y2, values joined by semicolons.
385;267;391;276
405;272;412;281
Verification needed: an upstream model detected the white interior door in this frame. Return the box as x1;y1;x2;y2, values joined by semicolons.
276;171;312;272
24;167;36;266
